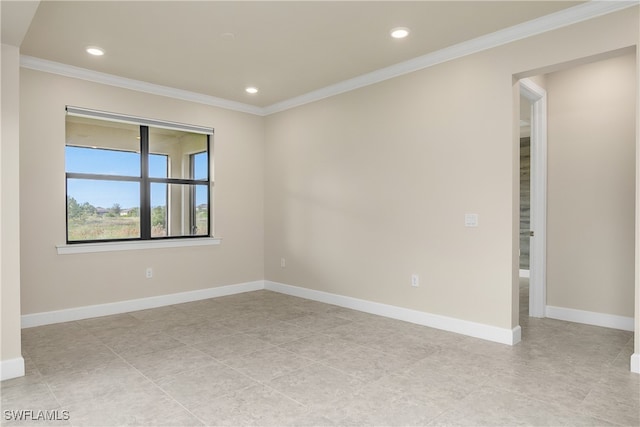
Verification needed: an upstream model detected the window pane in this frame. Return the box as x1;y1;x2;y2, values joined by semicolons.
67;179;140;241
194;185;209;235
151;183;208;238
149;129;207;180
192;152;208;180
149;153;168;178
150;183;168;237
66;116;140;176
65;146;140;176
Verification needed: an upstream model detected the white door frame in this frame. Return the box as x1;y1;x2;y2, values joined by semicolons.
520;78;547;318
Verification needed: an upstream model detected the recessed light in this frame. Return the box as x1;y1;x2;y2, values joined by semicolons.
86;46;105;56
245;87;258;94
390;27;410;39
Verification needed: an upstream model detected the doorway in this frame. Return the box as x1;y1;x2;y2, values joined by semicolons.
516;51;637;376
519;78;547;319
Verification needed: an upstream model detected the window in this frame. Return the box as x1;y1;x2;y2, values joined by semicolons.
65;106;213;243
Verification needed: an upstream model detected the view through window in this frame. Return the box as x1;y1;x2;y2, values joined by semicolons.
65;110;212;243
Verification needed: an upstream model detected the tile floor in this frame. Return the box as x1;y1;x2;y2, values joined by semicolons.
1;279;638;426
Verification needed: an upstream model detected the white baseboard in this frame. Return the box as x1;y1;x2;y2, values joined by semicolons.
21;280;265;328
519;269;530;278
20;278;524;346
265;281;521;345
631;353;640;374
545;305;634;332
1;357;25;381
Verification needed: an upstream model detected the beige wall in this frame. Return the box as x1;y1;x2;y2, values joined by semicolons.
19;69;264;314
546;52;636;317
264;7;639;331
265;54;515;328
1;44;23;369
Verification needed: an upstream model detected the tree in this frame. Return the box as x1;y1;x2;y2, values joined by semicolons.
151;205;166;228
68;197;98;220
127;207;139;217
81;202;97;216
67;196;82;219
110;203;122;216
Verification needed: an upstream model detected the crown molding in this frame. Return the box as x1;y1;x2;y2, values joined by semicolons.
19;55;265;116
19;1;638;117
263;1;638;115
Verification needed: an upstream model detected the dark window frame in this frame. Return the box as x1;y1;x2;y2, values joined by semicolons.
65;113;212;244
189;151;208;235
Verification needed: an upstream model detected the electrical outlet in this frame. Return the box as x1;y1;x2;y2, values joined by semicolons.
280;258;286;268
146;267;153;279
411;274;419;287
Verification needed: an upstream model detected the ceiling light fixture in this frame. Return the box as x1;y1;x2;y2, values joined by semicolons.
245;87;258;94
390;27;410;39
86;46;105;56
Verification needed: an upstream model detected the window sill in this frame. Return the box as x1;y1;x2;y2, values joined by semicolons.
56;237;221;255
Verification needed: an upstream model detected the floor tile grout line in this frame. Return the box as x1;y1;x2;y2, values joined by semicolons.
36;320;209;426
218;332;432;389
106;347;210;427
103;329;312;421
469;381;619;424
210;354;313;410
29;348;122;422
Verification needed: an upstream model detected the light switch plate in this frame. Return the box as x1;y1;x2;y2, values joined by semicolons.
464;213;479;227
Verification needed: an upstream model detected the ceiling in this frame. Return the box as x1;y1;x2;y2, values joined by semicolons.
7;1;587;108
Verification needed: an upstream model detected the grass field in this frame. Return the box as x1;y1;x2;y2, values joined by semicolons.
68;216;142;241
67;214;208;240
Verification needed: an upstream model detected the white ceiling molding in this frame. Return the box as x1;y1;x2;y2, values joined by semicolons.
19;1;638;117
19;56;264;116
263;0;638;115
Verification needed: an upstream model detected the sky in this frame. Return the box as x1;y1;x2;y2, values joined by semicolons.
66;147;208;208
